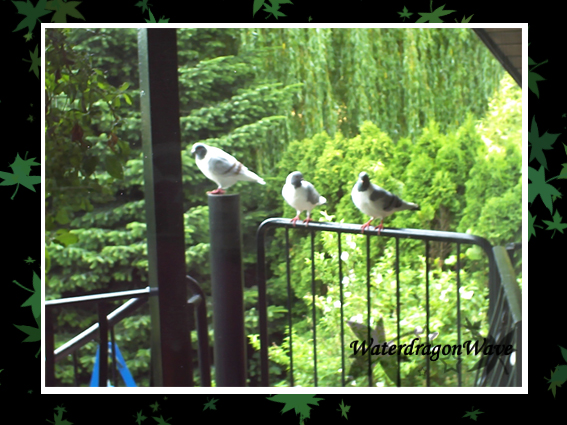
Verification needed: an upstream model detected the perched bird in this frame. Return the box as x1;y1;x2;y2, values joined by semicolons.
190;143;265;194
282;171;326;227
351;171;419;234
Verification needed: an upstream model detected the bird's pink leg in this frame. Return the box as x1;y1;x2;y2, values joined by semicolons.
303;217;313;226
360;217;374;233
207;187;226;195
291;215;300;227
376;219;384;235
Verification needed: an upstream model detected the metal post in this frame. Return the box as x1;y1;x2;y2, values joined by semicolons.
138;28;193;387
208;194;247;386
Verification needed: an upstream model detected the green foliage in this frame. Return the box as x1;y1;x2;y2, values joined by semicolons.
45;28;519;387
240;28;503;142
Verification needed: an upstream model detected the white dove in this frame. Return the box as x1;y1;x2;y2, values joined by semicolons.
191;143;265;194
351;171;419;235
282;171;326;227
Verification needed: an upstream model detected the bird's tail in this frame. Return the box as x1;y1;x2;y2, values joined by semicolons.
406;202;420;211
240;168;266;185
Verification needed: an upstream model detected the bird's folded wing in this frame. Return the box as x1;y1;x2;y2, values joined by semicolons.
209;156;240;175
306;183;322;205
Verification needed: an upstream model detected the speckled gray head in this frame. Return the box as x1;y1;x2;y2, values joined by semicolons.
289;171;304;188
190;143;207;160
357;172;370;191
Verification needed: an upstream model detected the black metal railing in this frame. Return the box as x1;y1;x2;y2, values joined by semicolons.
257;218;521;387
45;276;211;387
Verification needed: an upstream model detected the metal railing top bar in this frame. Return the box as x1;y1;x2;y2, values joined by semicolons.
46;286;158;307
53;291;155;362
257;218;494;257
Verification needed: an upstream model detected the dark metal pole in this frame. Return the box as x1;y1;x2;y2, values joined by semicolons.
138;28;193;387
208;194;247;386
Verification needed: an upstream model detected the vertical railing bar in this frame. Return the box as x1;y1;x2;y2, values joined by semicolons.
72;350;79;387
310;230;317;387
285;227;294;387
366;234;372;387
396;237;401;387
110;326;117;387
457;243;462;386
257;228;269;386
98;301;108;387
338;232;345;387
425;240;430;387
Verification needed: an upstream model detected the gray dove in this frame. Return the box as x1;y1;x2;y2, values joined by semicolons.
191;143;265;194
282;171;326;227
351;172;419;234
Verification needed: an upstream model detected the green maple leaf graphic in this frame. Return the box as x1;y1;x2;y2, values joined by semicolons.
24;31;33;41
145;9;169;22
267;394;324;424
546;367;562;398
45;0;85;23
203;397;218;411
529;116;559;169
0;152;41;199
398;6;412;21
263;0;292;19
528;211;542;241
337;399;350;419
46;410;73;425
542;211;567;238
529;60;547;98
463;406;483;421
13;271;41;356
528;166;561;214
416;2;455;23
253;0;264;16
54;405;67;415
136;0;152;12
149;401;160;412
22;45;40;78
134;411;147;425
24;256;35;264
12;0;51;33
152;416;172;425
456;14;473;22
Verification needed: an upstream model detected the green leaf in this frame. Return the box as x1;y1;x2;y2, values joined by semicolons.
462;407;483;421
0;152;41;199
12;0;51;33
14;324;40;342
267;394;324;421
135;0;152;12
337;399;350;419
253;0;265;15
560;345;567;363
398;6;412;21
529;116;559;169
19;271;41;321
550;365;567;384
203;397;218;411
22;45;41;78
542;211;567;238
263;0;287;19
416;4;455;23
104;155;124;179
528;166;561;214
45;0;85;23
529;63;546;97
